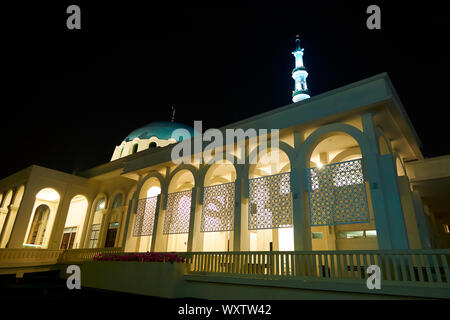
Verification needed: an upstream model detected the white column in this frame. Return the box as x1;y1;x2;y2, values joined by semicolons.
362;113;409;249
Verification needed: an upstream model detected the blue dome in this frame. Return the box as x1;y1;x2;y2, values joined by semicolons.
124;121;196;142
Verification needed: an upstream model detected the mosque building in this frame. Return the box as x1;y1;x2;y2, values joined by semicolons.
0;37;449;299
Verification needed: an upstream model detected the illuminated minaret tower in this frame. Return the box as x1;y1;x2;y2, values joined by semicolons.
292;35;310;103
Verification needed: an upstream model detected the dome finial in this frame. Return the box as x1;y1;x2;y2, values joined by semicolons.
295;34;301;52
171;106;176;122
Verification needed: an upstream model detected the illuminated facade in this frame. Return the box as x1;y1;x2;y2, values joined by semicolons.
1;73;449;255
0;48;449;298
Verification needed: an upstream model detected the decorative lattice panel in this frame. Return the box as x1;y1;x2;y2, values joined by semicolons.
248;172;293;230
133;196;158;236
201;182;235;232
308;159;369;226
163;190;192;234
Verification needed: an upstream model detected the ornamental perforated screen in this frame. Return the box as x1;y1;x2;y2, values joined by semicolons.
163;190;192;234
248;172;293;230
201;182;235;232
307;159;370;226
133;196;157;236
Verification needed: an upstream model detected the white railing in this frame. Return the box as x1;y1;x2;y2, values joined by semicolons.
0;247;124;268
0;248;63;268
183;250;450;285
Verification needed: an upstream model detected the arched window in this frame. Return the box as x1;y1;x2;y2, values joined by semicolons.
89;197;106;248
132;143;138;154
149;142;157;148
95;198;106;211
27;204;50;245
112;193;123;209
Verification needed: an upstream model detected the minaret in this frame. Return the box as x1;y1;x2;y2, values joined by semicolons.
292;35;310;103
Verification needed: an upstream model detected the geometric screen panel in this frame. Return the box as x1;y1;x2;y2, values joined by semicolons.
201;182;235;232
163;190;192;235
133;196;158;237
308;159;370;226
248;172;293;230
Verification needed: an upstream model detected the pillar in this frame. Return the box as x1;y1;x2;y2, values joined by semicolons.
186;187;199;252
47;191;73;249
149;194;162;252
6;185;40;248
120;199;133;249
362;113;409;249
411;190;433;249
233;176;242;251
0;205;18;248
292;131;312;251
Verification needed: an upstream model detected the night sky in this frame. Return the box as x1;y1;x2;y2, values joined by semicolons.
1;1;448;179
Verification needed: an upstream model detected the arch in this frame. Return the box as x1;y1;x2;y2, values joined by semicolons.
202;158;237;187
200;158;237;252
300;123;372;165
149;141;157;148
12;185;25;207
0;189;14;242
86;193;108;248
131;143;138;154
246;146;294;252
329;146;362;164
0;186;24;248
163;167;197;253
167;164;199;191
24;187;61;248
1;189;13;210
111;191;125;209
135;171;166;201
95;197;106;211
245;141;296;177
26;204;51;245
249;147;292;179
302;124;377;251
60;194;89;249
105;192;125;248
168;169;196;193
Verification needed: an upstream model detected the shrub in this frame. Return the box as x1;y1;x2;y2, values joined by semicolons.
93;252;186;263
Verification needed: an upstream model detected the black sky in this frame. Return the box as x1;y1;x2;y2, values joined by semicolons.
1;1;449;179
